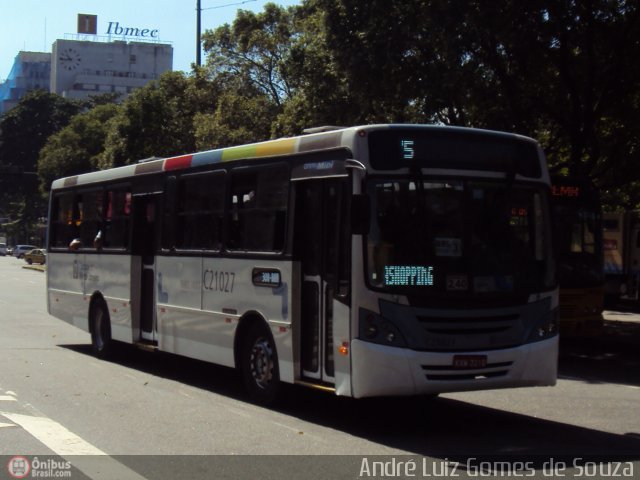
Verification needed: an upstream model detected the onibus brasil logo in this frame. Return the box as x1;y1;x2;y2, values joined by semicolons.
7;456;72;478
7;456;30;479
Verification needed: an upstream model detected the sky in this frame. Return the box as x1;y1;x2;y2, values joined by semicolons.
1;0;301;81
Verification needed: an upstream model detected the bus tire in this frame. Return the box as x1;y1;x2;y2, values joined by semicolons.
90;299;114;359
240;321;280;405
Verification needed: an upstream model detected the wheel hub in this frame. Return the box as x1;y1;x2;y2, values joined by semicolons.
250;338;273;389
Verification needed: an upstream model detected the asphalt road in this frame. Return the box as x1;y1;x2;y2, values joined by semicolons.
0;256;639;479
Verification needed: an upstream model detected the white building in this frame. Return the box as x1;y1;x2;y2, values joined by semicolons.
51;38;173;100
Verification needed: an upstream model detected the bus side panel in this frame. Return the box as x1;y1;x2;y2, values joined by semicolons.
333;299;352;396
200;258;294;384
89;254;133;343
47;252;89;331
155;256;215;359
155;256;294;383
46;252;133;342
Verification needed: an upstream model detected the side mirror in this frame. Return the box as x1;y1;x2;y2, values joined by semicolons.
69;238;82;251
351;194;370;235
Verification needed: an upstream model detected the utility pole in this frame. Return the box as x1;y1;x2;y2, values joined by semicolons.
196;0;202;66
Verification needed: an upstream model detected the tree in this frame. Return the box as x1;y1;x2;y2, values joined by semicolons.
99;70;220;168
0;90;81;172
311;0;640;208
272;1;362;135
202;3;297;107
0;91;81;243
194;89;276;149
38;103;120;192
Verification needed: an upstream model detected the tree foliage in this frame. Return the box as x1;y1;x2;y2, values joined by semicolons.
0;90;81;172
0;91;81;242
0;0;636;215
99;69;220;168
305;0;640;208
37;103;120;192
202;3;296;107
194;90;276;150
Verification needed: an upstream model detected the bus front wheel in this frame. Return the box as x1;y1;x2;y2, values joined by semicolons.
240;322;280;404
90;299;113;359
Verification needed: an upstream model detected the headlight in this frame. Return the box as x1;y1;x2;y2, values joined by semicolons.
527;307;559;343
359;308;407;347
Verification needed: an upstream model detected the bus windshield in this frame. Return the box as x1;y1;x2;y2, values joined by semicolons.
366;178;555;300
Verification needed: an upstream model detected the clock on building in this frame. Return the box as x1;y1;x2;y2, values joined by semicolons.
59;47;82;71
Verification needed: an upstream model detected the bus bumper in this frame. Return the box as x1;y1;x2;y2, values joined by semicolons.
350;336;558;398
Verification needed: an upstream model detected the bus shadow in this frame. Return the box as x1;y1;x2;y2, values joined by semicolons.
61;343;249;401
559;320;640;387
61;343;640;460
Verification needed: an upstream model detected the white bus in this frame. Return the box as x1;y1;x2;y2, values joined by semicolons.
47;124;558;403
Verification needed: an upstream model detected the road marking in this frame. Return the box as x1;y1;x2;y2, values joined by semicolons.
0;422;16;428
0;411;148;480
0;395;17;401
1;411;105;455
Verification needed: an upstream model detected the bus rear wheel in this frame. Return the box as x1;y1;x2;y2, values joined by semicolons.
240;322;280;404
90;299;114;359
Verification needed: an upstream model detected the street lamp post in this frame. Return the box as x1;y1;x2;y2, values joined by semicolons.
196;0;202;66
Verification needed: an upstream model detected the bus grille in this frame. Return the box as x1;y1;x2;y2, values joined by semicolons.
421;361;513;381
417;314;518;335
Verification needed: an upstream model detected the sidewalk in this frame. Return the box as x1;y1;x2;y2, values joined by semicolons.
22;264;45;272
601;308;640;347
604;309;640;324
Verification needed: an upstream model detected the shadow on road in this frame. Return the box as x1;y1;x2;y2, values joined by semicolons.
62;342;640;460
559;319;640;387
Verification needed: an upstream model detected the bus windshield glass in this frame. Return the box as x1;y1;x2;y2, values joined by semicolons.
366;178;555;299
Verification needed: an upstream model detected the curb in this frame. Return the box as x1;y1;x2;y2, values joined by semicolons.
22;264;46;272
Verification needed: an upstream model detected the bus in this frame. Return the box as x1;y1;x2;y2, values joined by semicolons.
46;124;558;403
550;176;604;335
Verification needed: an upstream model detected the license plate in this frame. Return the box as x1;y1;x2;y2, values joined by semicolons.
453;355;487;369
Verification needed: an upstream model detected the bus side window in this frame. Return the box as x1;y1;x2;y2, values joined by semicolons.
50;192;76;249
228;164;288;252
175;171;225;251
161;176;177;251
79;189;104;249
104;188;131;249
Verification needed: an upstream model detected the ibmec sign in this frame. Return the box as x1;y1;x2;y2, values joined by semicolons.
106;21;159;39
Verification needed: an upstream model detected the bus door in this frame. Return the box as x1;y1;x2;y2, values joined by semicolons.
131;191;161;343
294;178;350;383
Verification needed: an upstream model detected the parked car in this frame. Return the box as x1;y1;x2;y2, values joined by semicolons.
23;248;46;265
0;243;7;256
12;245;37;259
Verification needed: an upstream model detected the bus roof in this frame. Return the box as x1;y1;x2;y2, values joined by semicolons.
50;124;539;190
